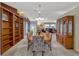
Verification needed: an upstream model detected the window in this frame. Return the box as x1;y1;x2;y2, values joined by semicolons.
45;24;49;28
50;24;56;28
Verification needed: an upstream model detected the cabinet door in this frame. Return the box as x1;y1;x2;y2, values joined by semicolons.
68;20;72;36
57;21;60;33
60;21;63;34
63;21;66;35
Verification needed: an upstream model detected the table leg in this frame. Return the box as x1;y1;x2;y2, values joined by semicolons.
42;51;45;56
32;51;35;56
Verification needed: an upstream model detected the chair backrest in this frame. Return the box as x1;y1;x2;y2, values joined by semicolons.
28;31;33;39
32;36;44;51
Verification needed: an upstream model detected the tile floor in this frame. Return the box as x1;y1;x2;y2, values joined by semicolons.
2;34;79;56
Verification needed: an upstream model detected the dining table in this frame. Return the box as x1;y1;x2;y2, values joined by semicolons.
31;35;45;56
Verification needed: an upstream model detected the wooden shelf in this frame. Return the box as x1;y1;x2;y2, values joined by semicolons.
2;40;13;46
2;44;11;53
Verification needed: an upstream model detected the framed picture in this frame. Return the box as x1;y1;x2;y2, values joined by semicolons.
15;23;19;28
2;13;8;21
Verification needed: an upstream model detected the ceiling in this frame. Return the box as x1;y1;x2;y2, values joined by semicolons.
4;2;79;20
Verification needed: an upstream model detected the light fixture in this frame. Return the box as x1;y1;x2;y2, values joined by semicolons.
33;4;43;21
17;10;24;16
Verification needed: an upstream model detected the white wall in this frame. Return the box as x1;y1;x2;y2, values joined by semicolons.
29;18;56;23
58;6;79;53
40;20;56;23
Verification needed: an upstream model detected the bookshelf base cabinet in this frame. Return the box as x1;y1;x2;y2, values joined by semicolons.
63;36;73;49
59;35;63;44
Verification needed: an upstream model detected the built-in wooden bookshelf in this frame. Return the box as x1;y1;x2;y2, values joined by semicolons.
0;5;2;55
0;2;25;54
56;18;63;44
56;16;74;49
13;16;24;44
63;16;74;49
14;16;20;44
2;9;13;53
19;17;24;39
